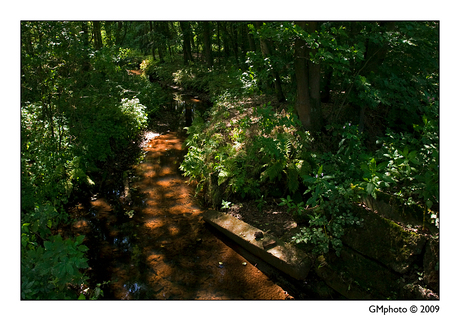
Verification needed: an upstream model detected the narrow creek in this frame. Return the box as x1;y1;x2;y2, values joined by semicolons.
71;93;290;299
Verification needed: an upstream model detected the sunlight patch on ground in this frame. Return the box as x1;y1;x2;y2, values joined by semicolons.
140;131;160;147
144;217;164;229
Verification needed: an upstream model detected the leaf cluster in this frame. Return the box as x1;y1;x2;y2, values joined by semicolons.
181;99;313;207
21;235;89;299
21;21;169;299
291;111;438;255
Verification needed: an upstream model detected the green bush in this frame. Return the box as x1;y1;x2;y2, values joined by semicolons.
292;165;363;256
290;112;438;255
21;234;89;299
288;124;367;255
21;22;162;299
375;111;439;210
180;100;313;206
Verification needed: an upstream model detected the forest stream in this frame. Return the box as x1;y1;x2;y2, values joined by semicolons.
21;21;439;304
70;94;290;300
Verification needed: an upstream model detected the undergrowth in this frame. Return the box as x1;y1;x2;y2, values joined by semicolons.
179;60;438;257
180;98;314;207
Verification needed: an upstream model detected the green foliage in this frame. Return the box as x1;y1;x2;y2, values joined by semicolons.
180;100;313;206
291;163;363;256
21;103;74;211
21;21;439;277
278;195;305;217
21;235;89;299
221;200;233;210
292;109;438;254
166;21;438;258
375;111;439;209
255;195;268;212
21;21;166;299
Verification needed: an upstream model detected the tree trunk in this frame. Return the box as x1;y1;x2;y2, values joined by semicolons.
306;22;322;130
180;22;193;65
115;21;123;45
115;21;128;46
254;22;285;103
294;29;311;129
216;22;221;64
361;21;396;76
358;22;396;132
92;21;103;50
230;23;239;64
154;22;166;63
321;69;333;103
80;22;91;87
221;22;231;59
294;21;322;131
104;21;113;46
202;21;213;68
247;23;256;51
149;22;156;60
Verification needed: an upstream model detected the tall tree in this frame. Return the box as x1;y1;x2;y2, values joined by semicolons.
356;22;395;132
115;21;127;46
294;21;322;131
92;21;103;50
254;22;286;103
221;22;232;59
216;22;221;64
247;22;257;52
155;22;167;63
202;21;213;68
230;22;240;64
180;21;194;65
104;21;114;46
149;21;156;60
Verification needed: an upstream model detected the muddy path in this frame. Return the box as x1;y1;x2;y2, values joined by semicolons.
73;130;290;299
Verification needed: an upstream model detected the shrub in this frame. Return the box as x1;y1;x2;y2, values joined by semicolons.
291;111;438;254
180;100;313;206
21;234;89;299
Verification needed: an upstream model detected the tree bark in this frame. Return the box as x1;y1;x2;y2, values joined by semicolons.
149;22;156;60
180;22;194;65
358;22;396;132
230;23;239;64
294;21;322;131
247;23;256;52
202;21;213;68
216;22;221;64
92;21;103;50
254;22;285;102
306;22;322;130
104;21;113;46
361;21;396;76
80;22;91;87
240;23;249;58
155;22;166;63
294;26;311;129
221;22;231;59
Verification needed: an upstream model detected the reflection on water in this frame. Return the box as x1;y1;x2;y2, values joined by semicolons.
73;124;288;299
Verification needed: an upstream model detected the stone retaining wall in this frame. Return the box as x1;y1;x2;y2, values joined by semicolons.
203;199;439;299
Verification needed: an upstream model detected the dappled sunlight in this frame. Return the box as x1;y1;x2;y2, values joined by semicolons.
167;223;181;236
142;204;163;215
144;217;165;230
90;198;112;215
168;204;192;216
80;129;287;299
71;219;91;235
90;197;117;226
